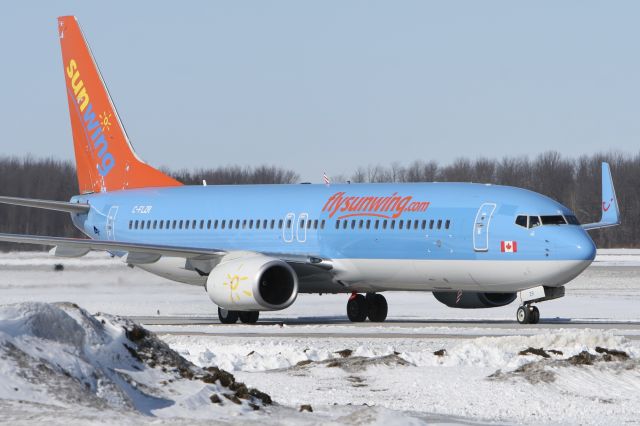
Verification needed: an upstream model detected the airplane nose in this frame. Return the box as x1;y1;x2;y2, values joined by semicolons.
574;229;597;261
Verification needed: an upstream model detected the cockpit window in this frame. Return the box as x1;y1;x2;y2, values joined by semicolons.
541;215;567;225
565;215;580;225
515;215;528;228
528;216;541;228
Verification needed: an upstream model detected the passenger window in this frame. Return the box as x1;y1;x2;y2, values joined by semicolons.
286;219;291;229
414;220;419;230
321;219;325;229
429;219;434;229
314;219;318;229
159;220;163;229
235;219;240;229
214;220;219;229
199;220;204;229
179;220;183;229
129;220;133;229
399;220;404;230
185;220;190;230
270;219;275;229
172;220;177;229
515;215;528;228
249;220;254;229
134;220;139;229
307;220;312;229
207;220;211;229
278;219;283;229
421;220;426;230
343;220;348;229
256;220;261;229
221;220;225;229
541;215;567;225
437;219;442;229
263;220;268;229
351;220;356;229
529;216;541;228
406;220;411;229
336;220;341;229
374;220;379;230
383;220;387;229
391;220;395;230
191;220;196;229
359;220;363;229
445;219;450;230
366;219;371;229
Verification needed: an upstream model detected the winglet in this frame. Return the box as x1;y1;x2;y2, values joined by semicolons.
582;162;620;230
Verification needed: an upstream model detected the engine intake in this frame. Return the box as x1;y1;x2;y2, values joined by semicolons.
207;254;298;311
433;291;517;309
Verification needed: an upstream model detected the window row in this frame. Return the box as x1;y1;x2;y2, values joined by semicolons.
335;218;450;231
128;218;326;231
127;217;452;232
515;214;580;229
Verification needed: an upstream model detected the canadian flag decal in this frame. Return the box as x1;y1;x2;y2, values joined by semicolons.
501;241;518;253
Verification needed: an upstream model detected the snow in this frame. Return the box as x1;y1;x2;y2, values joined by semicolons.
163;330;640;424
0;250;639;424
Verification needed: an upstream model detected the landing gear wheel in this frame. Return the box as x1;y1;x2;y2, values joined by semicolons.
239;311;260;324
516;305;530;324
218;307;239;324
347;294;368;322
530;306;540;324
367;294;388;322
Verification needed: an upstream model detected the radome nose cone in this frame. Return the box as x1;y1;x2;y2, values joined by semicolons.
575;230;597;261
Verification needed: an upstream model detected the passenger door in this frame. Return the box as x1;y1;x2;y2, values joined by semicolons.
473;203;496;252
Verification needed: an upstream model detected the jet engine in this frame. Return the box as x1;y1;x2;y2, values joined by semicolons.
432;291;517;309
206;253;298;311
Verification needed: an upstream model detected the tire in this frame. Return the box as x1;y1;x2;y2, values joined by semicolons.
239;311;260;324
347;294;368;322
530;306;540;324
367;294;388;322
516;306;530;324
218;307;239;324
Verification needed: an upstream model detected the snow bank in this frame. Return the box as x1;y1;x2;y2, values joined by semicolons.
0;302;271;420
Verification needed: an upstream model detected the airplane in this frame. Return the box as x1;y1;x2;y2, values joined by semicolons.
0;16;620;325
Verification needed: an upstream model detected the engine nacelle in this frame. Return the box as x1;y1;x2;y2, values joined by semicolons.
206;253;298;311
433;291;517;309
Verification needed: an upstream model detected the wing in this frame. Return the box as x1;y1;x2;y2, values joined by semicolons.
0;232;224;263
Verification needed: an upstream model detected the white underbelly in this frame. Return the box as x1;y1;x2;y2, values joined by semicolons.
331;258;592;292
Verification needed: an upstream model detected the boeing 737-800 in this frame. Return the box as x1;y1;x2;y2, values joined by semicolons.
0;16;621;325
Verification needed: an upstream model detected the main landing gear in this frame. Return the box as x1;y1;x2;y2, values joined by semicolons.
516;304;540;325
347;292;388;322
218;307;259;324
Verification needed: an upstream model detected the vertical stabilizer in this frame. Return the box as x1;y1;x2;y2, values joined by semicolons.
58;16;182;193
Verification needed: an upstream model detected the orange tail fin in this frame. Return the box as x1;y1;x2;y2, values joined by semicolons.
58;16;182;193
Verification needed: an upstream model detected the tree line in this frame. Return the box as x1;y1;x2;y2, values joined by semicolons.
0;151;637;250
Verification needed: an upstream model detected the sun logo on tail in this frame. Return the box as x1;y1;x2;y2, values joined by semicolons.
99;111;112;132
222;266;251;303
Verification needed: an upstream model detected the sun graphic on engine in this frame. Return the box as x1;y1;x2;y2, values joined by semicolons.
223;272;252;303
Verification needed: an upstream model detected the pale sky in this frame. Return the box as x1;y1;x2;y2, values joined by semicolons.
1;1;639;182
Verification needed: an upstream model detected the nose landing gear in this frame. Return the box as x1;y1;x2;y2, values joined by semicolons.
516;304;540;324
346;292;388;322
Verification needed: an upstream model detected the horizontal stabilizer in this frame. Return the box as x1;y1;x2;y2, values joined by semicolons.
0;196;90;214
582;162;621;230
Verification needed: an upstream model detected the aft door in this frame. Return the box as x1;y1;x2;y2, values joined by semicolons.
106;206;119;241
473;203;496;252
